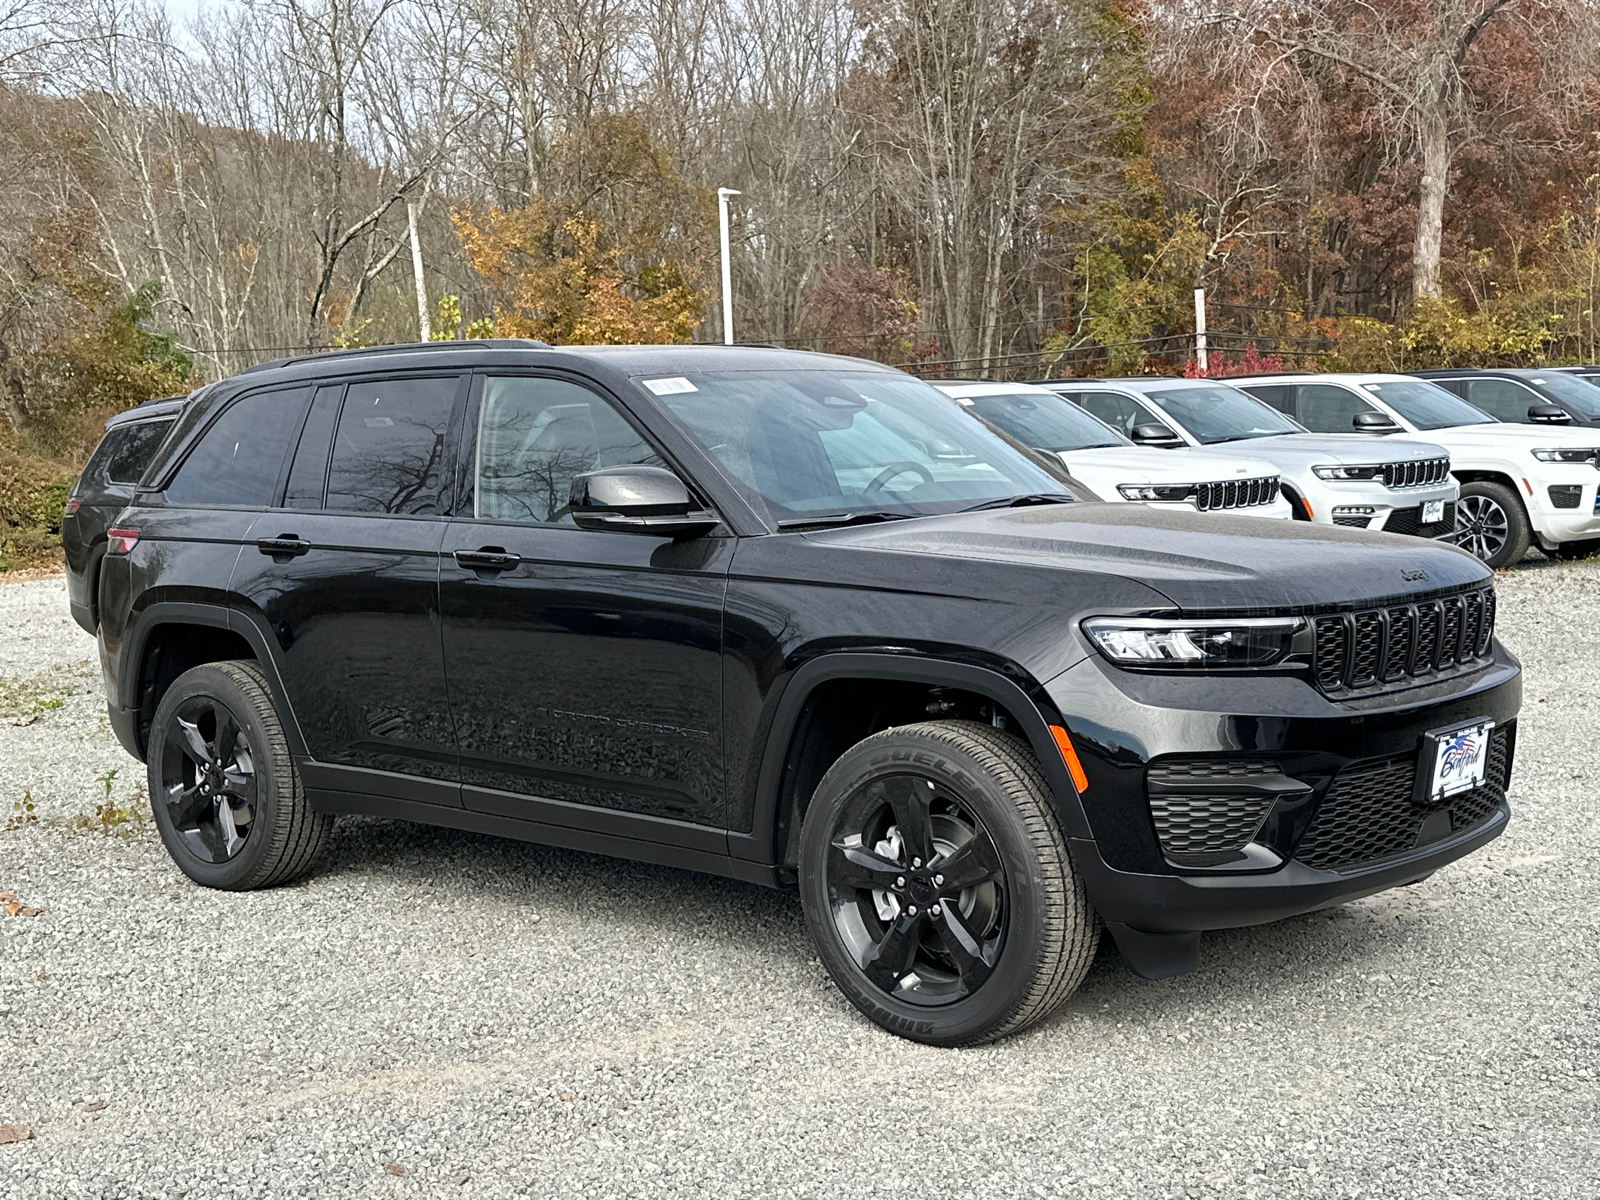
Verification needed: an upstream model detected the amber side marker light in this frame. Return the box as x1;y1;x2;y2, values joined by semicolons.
1301;496;1315;519
1049;725;1090;794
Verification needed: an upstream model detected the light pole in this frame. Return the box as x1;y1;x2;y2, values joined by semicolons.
717;188;741;345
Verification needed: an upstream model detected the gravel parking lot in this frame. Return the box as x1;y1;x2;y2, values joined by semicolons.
2;563;1597;1200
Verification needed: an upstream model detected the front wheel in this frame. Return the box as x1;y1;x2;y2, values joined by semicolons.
798;721;1098;1045
1455;481;1531;568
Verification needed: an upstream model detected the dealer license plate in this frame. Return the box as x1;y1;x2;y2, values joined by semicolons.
1422;499;1445;523
1420;719;1494;804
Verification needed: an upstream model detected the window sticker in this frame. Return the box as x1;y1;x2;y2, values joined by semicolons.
642;376;698;395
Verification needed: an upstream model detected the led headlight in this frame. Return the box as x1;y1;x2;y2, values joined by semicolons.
1082;616;1304;667
1531;447;1600;464
1312;464;1388;482
1116;484;1195;501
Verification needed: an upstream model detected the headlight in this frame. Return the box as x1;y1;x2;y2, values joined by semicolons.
1312;464;1388;482
1116;484;1195;501
1531;447;1600;464
1082;616;1304;667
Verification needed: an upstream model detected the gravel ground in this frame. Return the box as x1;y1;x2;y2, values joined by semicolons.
1;564;1597;1200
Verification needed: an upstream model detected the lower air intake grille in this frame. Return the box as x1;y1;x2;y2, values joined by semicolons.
1549;485;1582;509
1384;501;1457;538
1145;760;1281;866
1293;727;1511;872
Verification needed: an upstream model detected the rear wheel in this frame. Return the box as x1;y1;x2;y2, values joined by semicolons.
798;720;1097;1045
147;661;331;890
1455;481;1531;568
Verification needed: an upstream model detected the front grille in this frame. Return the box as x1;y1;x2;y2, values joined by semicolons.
1193;476;1281;511
1383;501;1457;538
1550;484;1582;509
1293;726;1511;872
1386;457;1451;489
1146;760;1280;865
1312;585;1496;694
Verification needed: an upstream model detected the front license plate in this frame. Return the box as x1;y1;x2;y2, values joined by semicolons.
1419;719;1494;804
1422;499;1445;523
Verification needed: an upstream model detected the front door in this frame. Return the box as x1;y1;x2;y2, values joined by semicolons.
439;373;731;840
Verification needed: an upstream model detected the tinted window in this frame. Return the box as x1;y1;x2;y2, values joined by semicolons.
1465;378;1541;423
1294;384;1379;433
105;420;176;484
1237;383;1293;413
1522;373;1600;416
1076;391;1152;438
284;384;343;509
960;391;1128;451
1360;380;1493;428
164;387;309;507
1140;386;1304;443
325;376;459;515
474;376;661;524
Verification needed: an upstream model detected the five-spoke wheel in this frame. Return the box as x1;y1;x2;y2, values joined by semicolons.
160;696;258;863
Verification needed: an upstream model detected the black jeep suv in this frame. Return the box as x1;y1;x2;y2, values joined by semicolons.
91;342;1520;1045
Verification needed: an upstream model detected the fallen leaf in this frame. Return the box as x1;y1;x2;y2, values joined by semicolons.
34;971;45;982
0;892;15;904
384;1163;405;1175
18;908;42;918
0;1124;31;1145
559;1092;574;1102
82;1101;105;1112
3;902;18;917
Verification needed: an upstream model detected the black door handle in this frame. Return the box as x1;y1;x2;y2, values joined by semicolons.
454;547;521;573
256;535;311;557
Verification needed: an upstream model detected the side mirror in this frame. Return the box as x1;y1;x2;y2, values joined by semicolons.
569;466;719;538
1528;404;1572;424
1352;410;1402;434
1130;423;1184;448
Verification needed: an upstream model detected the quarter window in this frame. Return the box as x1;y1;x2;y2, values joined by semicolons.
473;376;661;524
325;377;460;515
164;387;309;507
104;420;175;484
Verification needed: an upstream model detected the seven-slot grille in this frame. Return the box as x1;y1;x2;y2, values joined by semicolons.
1385;457;1451;488
1312;586;1495;693
1191;477;1280;511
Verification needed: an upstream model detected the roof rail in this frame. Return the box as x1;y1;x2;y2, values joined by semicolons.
240;338;553;375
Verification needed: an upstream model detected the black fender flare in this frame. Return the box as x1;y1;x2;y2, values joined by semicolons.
120;600;311;759
728;652;1094;867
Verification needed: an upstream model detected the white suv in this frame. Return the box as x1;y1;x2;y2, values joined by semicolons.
1032;377;1458;543
935;382;1292;518
1234;372;1600;567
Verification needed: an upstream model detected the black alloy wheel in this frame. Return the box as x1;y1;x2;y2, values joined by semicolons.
1455;481;1530;569
799;720;1098;1045
147;661;331;890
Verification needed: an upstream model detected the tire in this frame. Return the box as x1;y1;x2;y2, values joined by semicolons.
147;660;331;890
1552;538;1600;561
1455;481;1531;568
798;720;1098;1046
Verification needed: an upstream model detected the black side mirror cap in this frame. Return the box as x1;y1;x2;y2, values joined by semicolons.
1130;423;1184;448
1352;411;1402;433
1528;404;1572;424
569;466;720;537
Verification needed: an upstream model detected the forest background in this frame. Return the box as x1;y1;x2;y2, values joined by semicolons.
4;0;1600;566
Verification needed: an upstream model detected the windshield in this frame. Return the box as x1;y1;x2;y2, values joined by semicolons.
1141;385;1304;444
1526;372;1600;416
1360;380;1495;428
643;369;1071;524
958;390;1129;451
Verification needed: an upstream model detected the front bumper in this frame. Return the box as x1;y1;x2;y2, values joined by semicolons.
1302;477;1459;536
1522;469;1600;544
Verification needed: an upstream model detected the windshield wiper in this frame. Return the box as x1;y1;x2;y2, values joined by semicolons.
958;493;1077;513
775;511;918;530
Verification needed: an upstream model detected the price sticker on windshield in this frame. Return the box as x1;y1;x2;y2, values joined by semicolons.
642;376;697;395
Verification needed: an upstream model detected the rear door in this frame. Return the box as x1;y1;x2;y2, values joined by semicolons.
229;373;466;801
439;371;731;840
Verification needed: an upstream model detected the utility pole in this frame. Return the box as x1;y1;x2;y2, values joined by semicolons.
1194;287;1208;374
718;188;741;345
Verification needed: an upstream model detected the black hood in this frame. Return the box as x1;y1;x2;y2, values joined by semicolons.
817;502;1490;614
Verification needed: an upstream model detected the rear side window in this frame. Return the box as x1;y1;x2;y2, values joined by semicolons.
283;384;344;509
325;376;460;515
164;387;309;507
1239;383;1292;413
106;420;175;483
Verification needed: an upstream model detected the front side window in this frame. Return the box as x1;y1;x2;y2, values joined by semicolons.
1294;384;1380;434
325;376;459;515
1360;380;1494;429
164;387;309;507
1140;385;1304;444
1523;373;1600;417
644;369;1066;523
1076;391;1151;438
962;391;1128;451
1464;379;1542;424
473;376;661;524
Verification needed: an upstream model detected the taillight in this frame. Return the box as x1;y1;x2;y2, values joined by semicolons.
63;497;82;516
106;528;140;554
